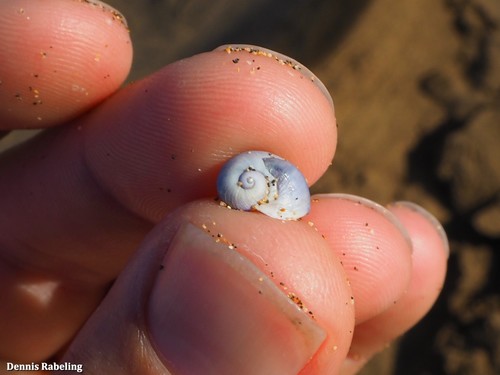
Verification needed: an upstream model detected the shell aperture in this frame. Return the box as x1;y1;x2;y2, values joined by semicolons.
216;151;310;220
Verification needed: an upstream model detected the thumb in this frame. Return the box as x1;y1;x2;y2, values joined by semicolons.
62;201;352;374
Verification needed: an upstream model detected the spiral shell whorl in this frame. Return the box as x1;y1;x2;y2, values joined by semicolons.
216;151;310;220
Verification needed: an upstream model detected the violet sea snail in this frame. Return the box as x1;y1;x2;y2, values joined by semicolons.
216;151;311;220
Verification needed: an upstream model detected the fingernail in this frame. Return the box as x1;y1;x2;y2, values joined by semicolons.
317;193;413;249
388;201;450;258
215;44;333;108
78;0;128;28
148;223;326;374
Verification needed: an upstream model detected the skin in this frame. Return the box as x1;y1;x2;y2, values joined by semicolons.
0;1;448;374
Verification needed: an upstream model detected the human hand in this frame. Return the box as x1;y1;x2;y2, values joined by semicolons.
0;1;448;374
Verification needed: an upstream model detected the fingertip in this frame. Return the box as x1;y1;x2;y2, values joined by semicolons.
83;47;336;222
388;201;449;260
214;44;335;109
307;194;413;323
148;222;327;374
0;0;132;129
385;201;449;318
209;45;337;170
166;201;354;374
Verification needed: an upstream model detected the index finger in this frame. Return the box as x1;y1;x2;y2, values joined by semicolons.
83;44;337;222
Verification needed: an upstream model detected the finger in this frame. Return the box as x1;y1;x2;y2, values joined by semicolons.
341;202;449;374
305;194;413;324
62;201;354;374
0;47;336;360
82;44;336;222
0;0;132;129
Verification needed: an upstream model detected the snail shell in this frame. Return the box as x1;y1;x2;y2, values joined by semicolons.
216;151;310;220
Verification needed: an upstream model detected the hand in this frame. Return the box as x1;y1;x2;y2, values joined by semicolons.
0;1;448;374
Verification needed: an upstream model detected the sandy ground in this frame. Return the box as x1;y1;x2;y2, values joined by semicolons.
2;0;499;373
